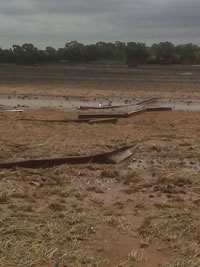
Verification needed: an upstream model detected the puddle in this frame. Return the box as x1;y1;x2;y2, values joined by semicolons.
124;98;200;112
0;95;200;112
180;72;193;76
150;99;200;112
0;94;133;110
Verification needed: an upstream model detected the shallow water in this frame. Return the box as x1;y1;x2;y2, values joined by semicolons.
0;94;200;112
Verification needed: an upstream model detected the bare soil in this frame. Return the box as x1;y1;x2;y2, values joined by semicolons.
0;64;200;266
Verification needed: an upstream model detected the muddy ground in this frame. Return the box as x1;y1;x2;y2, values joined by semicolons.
0;64;200;266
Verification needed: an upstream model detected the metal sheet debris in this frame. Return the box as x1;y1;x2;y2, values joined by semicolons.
79;98;158;110
146;107;172;112
17;118;118;124
79;106;171;120
88;118;117;124
79;111;128;119
0;144;134;169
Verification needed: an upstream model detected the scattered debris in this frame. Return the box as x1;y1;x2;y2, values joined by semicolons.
79;109;146;119
79;103;134;110
2;109;24;112
79;107;171;119
79;98;158;110
30;181;41;187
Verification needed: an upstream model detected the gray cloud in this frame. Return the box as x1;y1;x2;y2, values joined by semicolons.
0;0;199;48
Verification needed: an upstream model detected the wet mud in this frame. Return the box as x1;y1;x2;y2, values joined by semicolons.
0;93;200;112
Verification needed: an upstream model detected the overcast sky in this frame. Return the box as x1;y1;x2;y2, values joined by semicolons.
0;0;200;49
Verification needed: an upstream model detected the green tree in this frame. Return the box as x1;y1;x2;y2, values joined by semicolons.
64;41;85;62
151;42;176;61
45;46;57;62
126;42;148;64
176;43;200;64
13;44;39;65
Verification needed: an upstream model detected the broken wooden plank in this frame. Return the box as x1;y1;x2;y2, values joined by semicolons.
136;97;158;105
79;111;128;119
79;108;148;120
146;107;172;112
127;108;147;117
17;118;117;124
17;119;90;123
0;144;134;169
79;106;172;120
88;118;118;124
109;149;133;164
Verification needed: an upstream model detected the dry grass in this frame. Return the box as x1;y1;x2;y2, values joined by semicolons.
1;83;200;265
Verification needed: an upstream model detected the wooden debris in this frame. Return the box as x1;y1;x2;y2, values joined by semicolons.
146;107;172;112
79;98;158;110
18;119;90;123
79;106;171;120
79;108;147;119
79;111;128;119
79;103;134;110
88;118;117;124
0;144;134;169
136;97;158;105
17;118;117;124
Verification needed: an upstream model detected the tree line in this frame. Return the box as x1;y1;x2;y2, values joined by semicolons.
0;41;200;65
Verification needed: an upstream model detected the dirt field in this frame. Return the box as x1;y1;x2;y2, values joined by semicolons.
0;64;200;266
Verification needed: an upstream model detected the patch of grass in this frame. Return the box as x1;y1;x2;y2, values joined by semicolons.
21;205;33;212
120;170;140;185
155;174;192;186
135;203;148;210
138;216;153;237
0;192;9;204
48;202;65;211
86;186;104;193
173;176;192;186
101;168;119;178
154;202;172;209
